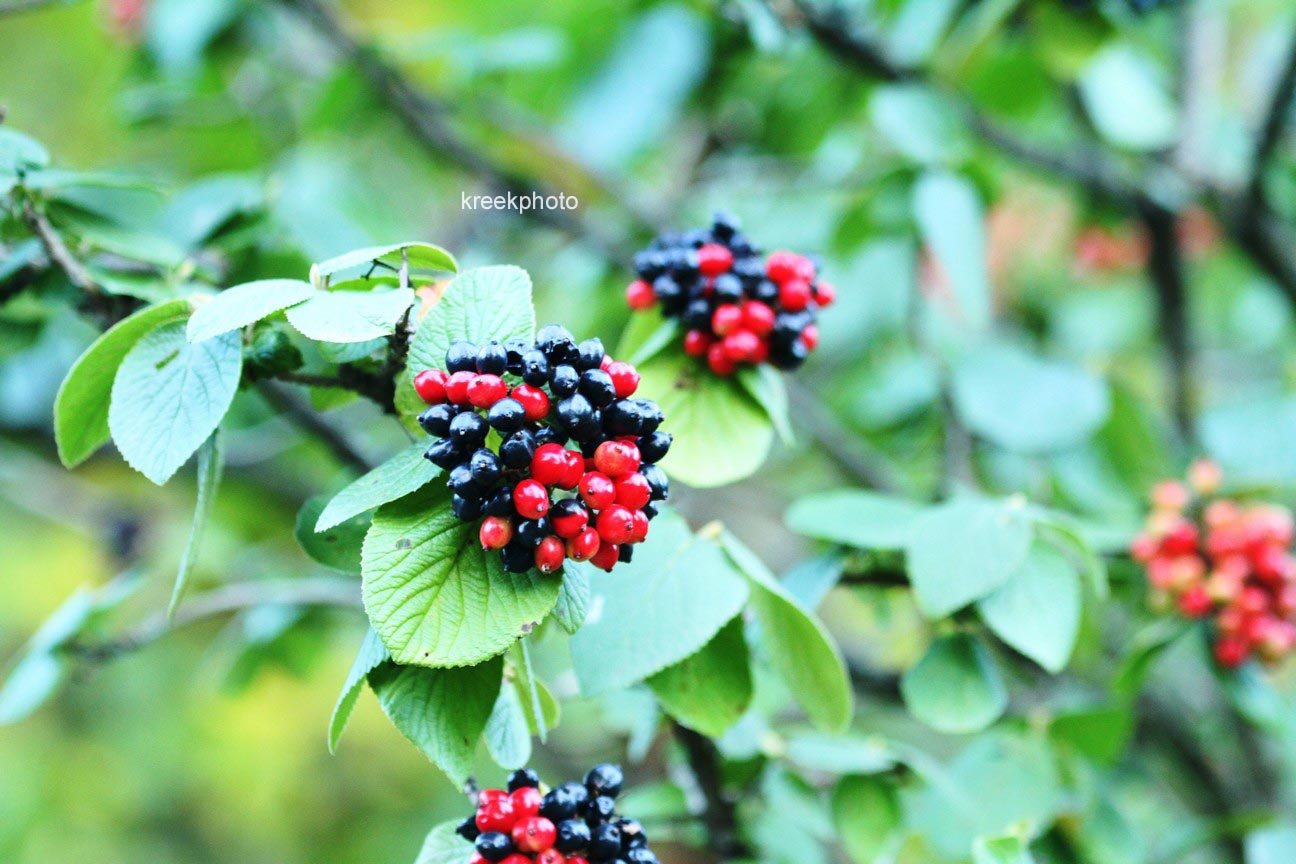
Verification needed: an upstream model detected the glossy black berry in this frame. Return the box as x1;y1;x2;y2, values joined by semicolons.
446;340;478;373
602;400;645;437
477;340;508;375
475;832;514;862
683;299;712;330
585;763;624;798
515;517;550;548
579;369;617;407
626;848;656;864
634;399;663;434
652;276;681;305
589;822;622;859
520;349;550;386
484;485;515;517
419;404;457;436
456;815;481;841
713;274;743;304
534;426;565;448
469;448;503;484
753;278;779;304
576;337;606;371
503;338;528;369
452;493;484;521
641;502;658;519
584;794;616;824
448;464;483;498
550;365;579;398
557;394;595;433
500;541;532;573
425;437;463;471
637;432;671;464
618;544;634;563
640;464;669;501
618;819;648;849
554;819;592;854
488;398;526;433
449;411;488;445
508;768;540;791
501;429;537;469
541;782;589;820
537;324;578;364
712;210;740;241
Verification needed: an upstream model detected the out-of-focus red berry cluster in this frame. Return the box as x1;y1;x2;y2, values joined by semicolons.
1132;460;1296;667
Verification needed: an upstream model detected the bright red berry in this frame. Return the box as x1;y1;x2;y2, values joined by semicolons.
630;508;650;542
535;536;566;574
723;329;760;363
510;786;543;819
683;329;712;356
413;369;448;404
1215;635;1251;667
476;794;515;832
511;384;550;422
467;374;507;408
552;502;590;539
500;856;532;864
537;850;566;864
793;255;816;282
712;304;742;336
605;361;640;398
697;243;734;277
531;443;570;486
445;370;476;404
597;505;637;545
615;473;652;509
707;342;737;376
741;301;775;335
594;441;641;478
813;279;835;306
512;816;558;853
779;279;813;312
766;250;798;283
590;542;620;572
567;528;601;562
478;789;508;807
480;516;514;550
801;323;820;351
470;854;487;864
751;337;769;364
1177;585;1213;618
626;279;656;310
558;449;585;490
579;472;616;509
513;480;550;518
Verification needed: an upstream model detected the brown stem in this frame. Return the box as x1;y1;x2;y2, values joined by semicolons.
258;382;374;472
671;721;749;860
1137;198;1196;445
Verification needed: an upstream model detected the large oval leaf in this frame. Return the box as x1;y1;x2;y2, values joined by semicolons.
901;633;1007;734
646;616;752;738
285;287;415;343
977;542;1081;673
786;489;924;550
407;265;535;378
362;486;561;667
186;279;315;342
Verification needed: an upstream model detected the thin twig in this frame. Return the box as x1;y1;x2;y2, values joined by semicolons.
786;384;902;493
1137;198;1196;445
1247;28;1296;213
258;383;373;472
671;721;749;859
21;199;97;293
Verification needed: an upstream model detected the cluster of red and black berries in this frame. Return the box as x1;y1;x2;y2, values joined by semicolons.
413;325;669;574
457;766;657;864
1133;460;1296;668
625;212;834;376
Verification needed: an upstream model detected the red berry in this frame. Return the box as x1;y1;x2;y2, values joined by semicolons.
766;251;798;282
500;856;532;864
1162;521;1198;556
630;508;650;542
470;854;487;864
793;255;817;282
683;329;712;357
468;374;507;408
813;279;835;306
566;857;590;864
413;369;448;404
590;542;620;572
626;279;656;310
511;384;550;422
480;516;514;550
801;324;820;351
605;361;640;398
535;536;566;574
597;505;637;545
723;329;760;363
567;528;601;562
751;337;769;364
512;816;558;853
579;472;617;509
1177;585;1212;618
594;441;641;478
531;443;570;486
712;303;742;336
476;795;515;832
510;786;543;819
558;449;585;490
1215;635;1251;667
445;370;476;404
537;850;566;864
478;789;508;807
707;342;737;376
513;480;550;518
779;279;813;312
552;502;590;539
697;243;734;277
741;301;775;335
615;473;652;509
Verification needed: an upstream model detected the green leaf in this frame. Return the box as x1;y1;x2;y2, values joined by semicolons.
553;563;592;634
484;683;532;770
977;542;1081;673
0;128;50;173
509;639;549;742
901;633;1007;734
314;242;458;280
362;486;561;667
369;656;502;784
414;820;474;864
913;171;990;333
407;266;535;378
54;298;193;468
952;343;1110;454
634;350;773;488
286;287;415;343
1078;44;1177;152
570;509;750;693
647;616;752;737
296;495;367;573
108;321;242;485
973;832;1036;864
315;441;442;532
186;279;315;342
329;627;390;753
786;490;925;550
1049;705;1132;767
832;776;902;864
1201;396;1296;484
618;313;680;366
169;431;223;617
723;532;853;731
737;364;794;445
870;83;967;164
1112;618;1189;698
786;733;897;775
1246;824;1296;864
904;497;1033;618
514;674;561;737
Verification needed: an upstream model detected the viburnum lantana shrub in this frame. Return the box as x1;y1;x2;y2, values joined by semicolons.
1132;460;1296;667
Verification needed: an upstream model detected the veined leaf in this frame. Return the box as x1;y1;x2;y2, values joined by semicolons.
286;287;415;343
168;430;224;617
407;266;535;378
329;627;390;753
647;616;752;737
901;633;1006;734
315;441;441;533
186;279;315;342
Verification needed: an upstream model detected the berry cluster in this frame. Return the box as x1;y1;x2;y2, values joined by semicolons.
413;325;670;574
1132;461;1296;668
625;212;834;376
456;766;658;864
